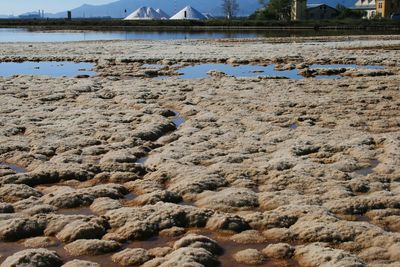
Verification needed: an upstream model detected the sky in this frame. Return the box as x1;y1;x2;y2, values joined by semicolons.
0;0;115;15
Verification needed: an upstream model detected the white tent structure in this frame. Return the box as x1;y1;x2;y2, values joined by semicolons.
170;6;207;20
156;9;170;19
124;6;164;20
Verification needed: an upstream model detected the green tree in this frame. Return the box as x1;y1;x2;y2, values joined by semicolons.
336;4;365;19
255;0;292;21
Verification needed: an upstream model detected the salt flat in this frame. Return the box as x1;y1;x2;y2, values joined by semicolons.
0;36;399;267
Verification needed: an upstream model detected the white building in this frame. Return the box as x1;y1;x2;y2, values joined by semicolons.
354;0;376;19
170;6;207;20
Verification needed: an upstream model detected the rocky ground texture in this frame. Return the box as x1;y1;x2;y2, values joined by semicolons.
0;35;399;267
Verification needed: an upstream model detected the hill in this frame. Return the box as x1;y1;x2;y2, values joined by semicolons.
24;0;358;19
49;0;261;18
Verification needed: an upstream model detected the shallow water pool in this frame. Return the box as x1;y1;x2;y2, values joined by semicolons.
176;64;303;79
0;61;95;77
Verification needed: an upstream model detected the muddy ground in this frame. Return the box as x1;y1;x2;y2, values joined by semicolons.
0;35;400;267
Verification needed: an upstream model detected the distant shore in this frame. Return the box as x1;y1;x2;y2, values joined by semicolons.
0;18;400;31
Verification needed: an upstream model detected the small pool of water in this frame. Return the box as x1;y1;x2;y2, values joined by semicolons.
354;159;380;176
0;61;95;77
170;63;386;80
0;162;27;173
177;64;303;80
136;157;148;165
172;112;185;128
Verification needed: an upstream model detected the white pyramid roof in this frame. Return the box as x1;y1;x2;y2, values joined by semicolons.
124;6;163;20
156;9;170;19
170;6;207;20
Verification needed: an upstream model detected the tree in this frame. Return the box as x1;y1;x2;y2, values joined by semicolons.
336;4;365;19
267;0;292;21
253;0;292;21
222;0;239;19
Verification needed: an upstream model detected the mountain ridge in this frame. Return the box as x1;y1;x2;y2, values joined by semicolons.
20;0;357;18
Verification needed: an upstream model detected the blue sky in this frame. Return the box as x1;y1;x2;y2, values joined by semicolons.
0;0;114;15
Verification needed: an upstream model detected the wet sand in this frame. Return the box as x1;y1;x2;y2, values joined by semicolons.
0;35;400;266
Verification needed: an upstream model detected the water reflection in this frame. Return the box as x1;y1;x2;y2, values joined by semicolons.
1;28;399;42
0;61;95;77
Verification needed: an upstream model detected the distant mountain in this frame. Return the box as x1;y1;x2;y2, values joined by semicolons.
22;0;358;19
47;0;261;18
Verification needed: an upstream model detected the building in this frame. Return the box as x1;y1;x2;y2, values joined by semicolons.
354;0;377;18
376;0;400;18
170;6;207;20
291;0;307;20
307;4;339;19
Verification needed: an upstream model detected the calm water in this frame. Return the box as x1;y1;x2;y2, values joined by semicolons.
0;163;27;173
174;63;385;80
1;27;399;42
0;28;259;42
0;61;95;77
177;64;303;79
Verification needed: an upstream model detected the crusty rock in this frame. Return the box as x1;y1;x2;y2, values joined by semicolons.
230;230;266;244
148;247;173;257
103;203;213;242
262;243;295;259
132;190;182;205
21;204;57;216
64;239;121;256
173;234;222;254
90;197;122;215
159;227;186;237
24;236;58;248
157;247;218;267
62;260;100;267
56;217;109;243
205;213;250;232
233;249;266;265
42;184;127;208
294;243;367;267
0;249;62;267
0;184;42;203
195;188;258;212
111;248;154;266
44;214;95;236
0;218;45;241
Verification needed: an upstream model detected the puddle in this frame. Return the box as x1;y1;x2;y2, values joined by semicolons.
136;157;148;165
0;162;27;173
156;63;386;80
354;159;380;176
124;192;137;201
0;61;95;77
289;123;298;129
172;112;185;128
176;64;303;80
